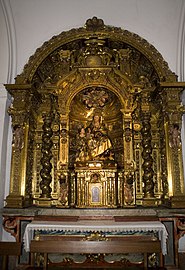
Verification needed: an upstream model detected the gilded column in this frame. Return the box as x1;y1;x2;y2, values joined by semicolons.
5;84;38;208
121;98;135;207
159;118;169;202
140;88;156;206
56;92;70;207
161;82;185;208
141;112;154;198
38;113;53;206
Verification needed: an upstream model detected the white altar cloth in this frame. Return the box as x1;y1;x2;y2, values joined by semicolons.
23;220;168;255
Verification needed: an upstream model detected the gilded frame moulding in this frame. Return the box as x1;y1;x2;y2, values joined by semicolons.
4;17;185;209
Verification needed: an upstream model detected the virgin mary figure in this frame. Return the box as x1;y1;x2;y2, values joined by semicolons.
76;113;113;161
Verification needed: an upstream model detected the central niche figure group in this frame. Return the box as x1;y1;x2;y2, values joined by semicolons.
76;114;113;161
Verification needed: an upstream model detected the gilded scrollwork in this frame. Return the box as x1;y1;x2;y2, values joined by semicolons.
15;17;176;87
4;17;185;208
31;32;163;91
83;232;108;241
80;87;109;109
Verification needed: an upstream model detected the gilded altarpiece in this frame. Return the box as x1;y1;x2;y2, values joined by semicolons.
4;17;185;209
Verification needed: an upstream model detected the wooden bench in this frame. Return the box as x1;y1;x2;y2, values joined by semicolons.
0;241;21;270
30;239;163;270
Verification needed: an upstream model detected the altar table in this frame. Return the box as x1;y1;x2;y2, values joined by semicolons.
23;220;168;255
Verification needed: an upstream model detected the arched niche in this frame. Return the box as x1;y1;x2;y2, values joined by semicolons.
68;86;123;167
4;17;185;209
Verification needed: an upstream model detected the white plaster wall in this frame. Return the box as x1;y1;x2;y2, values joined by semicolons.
0;0;185;245
9;0;183;76
0;0;9;240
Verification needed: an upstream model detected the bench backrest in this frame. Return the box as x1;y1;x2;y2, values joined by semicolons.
0;242;21;270
0;242;21;256
30;239;161;254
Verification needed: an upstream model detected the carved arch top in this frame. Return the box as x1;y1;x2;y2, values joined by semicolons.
15;17;176;86
54;67;131;115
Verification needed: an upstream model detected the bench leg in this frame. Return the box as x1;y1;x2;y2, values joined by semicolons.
30;252;35;266
159;252;164;267
143;253;148;270
2;255;8;270
43;253;48;270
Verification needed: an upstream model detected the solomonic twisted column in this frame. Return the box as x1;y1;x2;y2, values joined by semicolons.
141;112;155;199
40;113;53;199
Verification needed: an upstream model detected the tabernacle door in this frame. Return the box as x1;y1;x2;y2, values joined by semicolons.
89;183;102;206
75;161;118;208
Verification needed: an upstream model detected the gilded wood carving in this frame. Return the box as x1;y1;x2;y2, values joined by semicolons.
4;17;185;208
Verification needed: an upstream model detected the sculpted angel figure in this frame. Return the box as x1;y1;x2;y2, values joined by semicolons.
12;125;24;150
59;183;68;206
169;124;181;148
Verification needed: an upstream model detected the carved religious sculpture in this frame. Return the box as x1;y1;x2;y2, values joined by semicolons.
3;17;185;209
76;113;113;162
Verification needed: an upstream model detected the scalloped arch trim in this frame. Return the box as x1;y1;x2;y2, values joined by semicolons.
15;17;176;84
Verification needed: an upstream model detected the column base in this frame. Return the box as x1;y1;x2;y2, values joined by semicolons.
142;197;160;207
5;195;24;208
36;197;52;207
170;195;185;208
